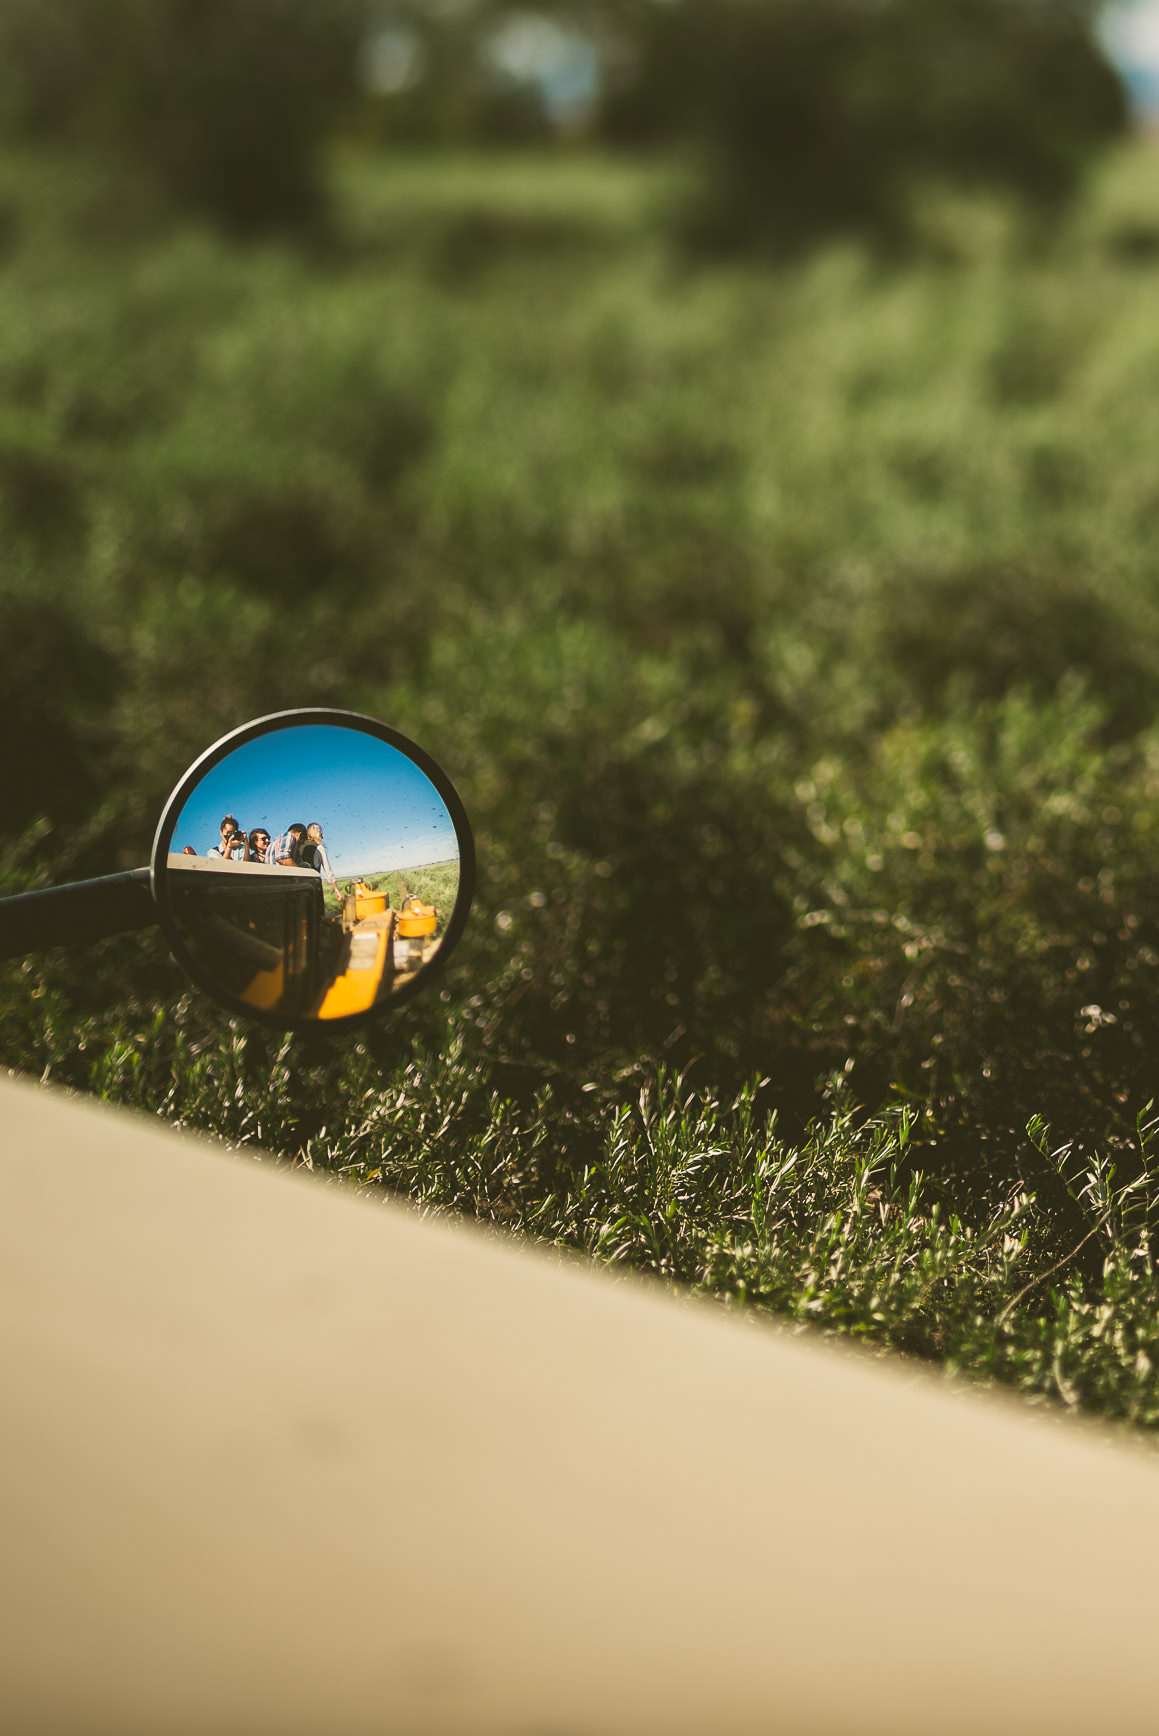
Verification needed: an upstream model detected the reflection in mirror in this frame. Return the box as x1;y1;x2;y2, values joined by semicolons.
162;722;462;1023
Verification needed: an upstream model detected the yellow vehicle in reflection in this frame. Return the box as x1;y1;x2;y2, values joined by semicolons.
312;884;441;1020
168;857;324;1017
168;858;444;1021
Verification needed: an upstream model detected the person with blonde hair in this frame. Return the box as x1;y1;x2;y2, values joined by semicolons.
302;822;340;896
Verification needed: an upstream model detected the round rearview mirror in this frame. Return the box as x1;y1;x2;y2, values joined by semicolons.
152;710;473;1031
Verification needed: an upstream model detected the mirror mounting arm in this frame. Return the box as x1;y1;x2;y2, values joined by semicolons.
0;869;157;961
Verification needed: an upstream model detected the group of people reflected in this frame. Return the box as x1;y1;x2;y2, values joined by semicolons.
163;720;460;1024
173;806;442;1020
182;814;340;896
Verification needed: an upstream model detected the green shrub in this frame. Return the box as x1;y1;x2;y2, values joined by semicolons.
0;0;366;233
602;0;1127;247
5;149;1159;1427
0;584;121;835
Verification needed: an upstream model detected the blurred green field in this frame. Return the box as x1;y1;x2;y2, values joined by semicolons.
8;142;1159;1429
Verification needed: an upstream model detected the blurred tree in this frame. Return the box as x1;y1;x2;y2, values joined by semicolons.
599;0;1129;248
355;1;577;145
0;0;366;234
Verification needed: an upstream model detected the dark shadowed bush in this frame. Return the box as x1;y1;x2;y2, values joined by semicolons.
875;564;1159;739
0;589;122;832
601;0;1127;247
0;0;366;234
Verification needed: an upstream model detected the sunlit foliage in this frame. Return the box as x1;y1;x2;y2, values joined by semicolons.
5;145;1159;1427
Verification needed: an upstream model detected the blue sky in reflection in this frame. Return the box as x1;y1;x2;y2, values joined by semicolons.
170;724;459;874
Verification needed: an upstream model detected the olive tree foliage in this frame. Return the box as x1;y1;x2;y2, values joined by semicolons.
0;0;367;233
598;0;1128;247
0;0;1127;243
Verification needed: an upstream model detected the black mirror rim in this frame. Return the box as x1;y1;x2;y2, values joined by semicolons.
151;708;475;1034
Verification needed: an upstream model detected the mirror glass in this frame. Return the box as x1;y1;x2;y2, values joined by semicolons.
154;717;469;1027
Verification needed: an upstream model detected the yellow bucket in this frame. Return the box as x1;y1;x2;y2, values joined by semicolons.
352;883;388;921
397;896;436;938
